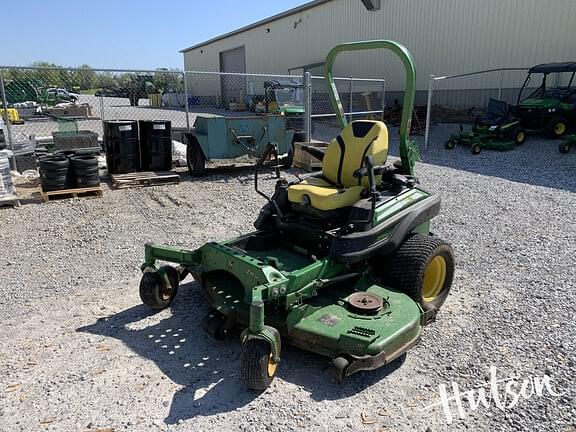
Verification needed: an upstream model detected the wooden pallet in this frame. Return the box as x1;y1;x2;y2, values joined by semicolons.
110;171;180;189
40;185;103;202
293;142;327;172
0;194;20;208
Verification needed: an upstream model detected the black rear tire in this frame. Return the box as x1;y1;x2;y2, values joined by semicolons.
240;339;278;391
470;143;482;154
445;139;456;149
377;234;455;313
186;136;206;177
545;116;568;138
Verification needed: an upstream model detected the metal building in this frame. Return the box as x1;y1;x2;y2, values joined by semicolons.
181;0;576;106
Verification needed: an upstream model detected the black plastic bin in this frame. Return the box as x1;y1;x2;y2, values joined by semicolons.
103;120;140;174
139;120;172;171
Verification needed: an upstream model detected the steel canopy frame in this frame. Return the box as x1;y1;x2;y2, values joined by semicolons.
323;40;418;176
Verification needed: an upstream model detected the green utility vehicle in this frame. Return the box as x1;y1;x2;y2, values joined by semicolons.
139;40;455;390
516;62;576;137
446;98;526;154
263;79;306;134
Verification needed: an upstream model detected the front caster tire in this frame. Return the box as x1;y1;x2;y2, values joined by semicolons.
470;143;482;154
512;127;526;145
559;142;571;153
445;139;456;149
240;339;278;390
378;234;455;320
139;266;179;310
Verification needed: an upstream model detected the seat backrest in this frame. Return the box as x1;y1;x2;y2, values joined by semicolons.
483;98;510;124
322;120;388;187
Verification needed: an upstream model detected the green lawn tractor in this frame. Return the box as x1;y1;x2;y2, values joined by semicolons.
516;62;576;138
446;98;526;154
138;40;455;390
559;134;576;153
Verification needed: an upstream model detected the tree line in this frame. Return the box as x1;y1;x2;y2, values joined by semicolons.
2;62;184;93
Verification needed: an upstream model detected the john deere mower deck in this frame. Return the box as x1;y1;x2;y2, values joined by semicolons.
446;98;526;154
138;40;455;390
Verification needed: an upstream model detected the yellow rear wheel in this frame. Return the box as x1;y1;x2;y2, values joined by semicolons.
422;256;447;302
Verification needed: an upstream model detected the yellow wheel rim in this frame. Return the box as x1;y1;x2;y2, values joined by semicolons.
555;123;566;135
516;131;525;142
422;256;447;302
267;353;278;377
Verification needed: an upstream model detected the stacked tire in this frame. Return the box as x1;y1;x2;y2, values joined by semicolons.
70;155;99;187
39;155;70;192
39;151;100;192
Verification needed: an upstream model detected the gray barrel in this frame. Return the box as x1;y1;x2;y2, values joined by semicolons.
0;152;14;196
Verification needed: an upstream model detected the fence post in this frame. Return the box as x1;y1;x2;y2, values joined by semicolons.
381;79;386;115
183;71;191;132
0;70;17;171
424;74;435;151
348;77;353;122
99;93;105;136
304;71;312;144
497;70;504;100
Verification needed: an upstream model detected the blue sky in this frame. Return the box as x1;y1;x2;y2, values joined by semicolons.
2;0;310;70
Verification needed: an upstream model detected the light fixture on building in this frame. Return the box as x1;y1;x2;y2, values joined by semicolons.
361;0;381;11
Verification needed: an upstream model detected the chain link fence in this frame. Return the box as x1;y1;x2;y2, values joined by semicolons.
423;68;530;148
0;65;388;171
309;75;386;142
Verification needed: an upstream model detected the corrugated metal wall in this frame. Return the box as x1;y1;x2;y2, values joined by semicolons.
183;0;576;101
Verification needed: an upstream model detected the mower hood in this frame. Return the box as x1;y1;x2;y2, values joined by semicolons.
519;98;560;109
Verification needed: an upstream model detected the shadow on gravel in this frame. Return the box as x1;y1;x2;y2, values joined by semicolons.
78;282;256;424
78;280;408;424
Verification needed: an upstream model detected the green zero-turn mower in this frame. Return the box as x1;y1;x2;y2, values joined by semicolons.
445;98;526;154
139;40;455;390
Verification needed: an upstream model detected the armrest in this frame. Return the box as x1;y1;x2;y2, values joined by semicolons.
301;145;326;162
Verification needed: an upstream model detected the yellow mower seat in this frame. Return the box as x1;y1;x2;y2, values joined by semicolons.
288;120;388;211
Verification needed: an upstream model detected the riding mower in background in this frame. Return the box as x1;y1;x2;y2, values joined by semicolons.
516;62;576;138
559;135;576;153
138;40;455;390
445;98;526;154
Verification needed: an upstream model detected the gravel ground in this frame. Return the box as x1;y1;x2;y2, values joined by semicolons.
0;127;575;432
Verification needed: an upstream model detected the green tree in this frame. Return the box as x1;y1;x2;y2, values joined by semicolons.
30;61;61;88
153;68;184;93
76;64;96;90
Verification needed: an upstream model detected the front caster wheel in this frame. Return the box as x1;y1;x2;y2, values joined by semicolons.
139;266;179;310
470;143;482;154
445;139;456;149
240;339;278;390
559;142;571;153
